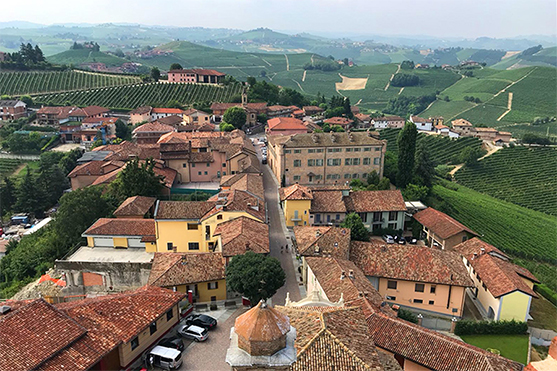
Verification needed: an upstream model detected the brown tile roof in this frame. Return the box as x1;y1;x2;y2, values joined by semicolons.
81;105;109;117
451;119;472;127
350;241;474;287
309;190;346;213
213;216;269;257
132;121;175;134
268;132;384;148
129;106;152;115
454;238;539;297
374;116;404;121
410;115;431;123
294;226;351;259
367;312;523;371
474;127;498;132
90;167;123;186
189;151;214;163
323;117;354;126
302;106;324;114
151;107;184;114
67;160;109;177
156;201;216;220
345;190;406;212
279;184;313;201
148;252;225;286
267;105;292;112
0;299;87;371
82;218;155;238
268;117;308;131
235;301;290;344
206;190;265;222
413;207;477;240
113;196;156;217
157;115;184;127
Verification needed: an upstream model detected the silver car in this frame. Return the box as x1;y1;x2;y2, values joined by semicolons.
177;324;208;342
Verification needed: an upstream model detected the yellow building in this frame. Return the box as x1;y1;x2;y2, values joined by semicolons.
350;240;474;318
183;108;211;125
454;238;539;321
279;184;313;227
82;218;157;251
148;252;227;303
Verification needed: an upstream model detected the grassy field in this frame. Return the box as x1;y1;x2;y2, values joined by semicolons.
0;159;26;178
455;147;557;216
34;82;243;110
528;296;557;332
47;49;129;67
0;71;141;96
379;128;483;165
459;335;529;364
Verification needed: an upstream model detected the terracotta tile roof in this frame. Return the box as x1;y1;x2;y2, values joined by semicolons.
413;207;477;240
268;117;308;131
189;151;214;163
90;167;123;186
156;201;216;220
474;127;498;132
148;252;225;286
410;115;431;123
222;173;264;200
302;106;324;114
81;105;109;117
345;190;406;212
113;196;156;217
151;107;184;114
350;241;474;287
525;336;557;371
267;105;292;112
308;190;345;212
436;125;449;130
294;226;351;259
132;121;175;134
305;257;386;313
367;312;523;371
100;141;161;161
67;160;109;177
213;216;269;257
206;190;265;221
451;119;472;127
82;218;155;238
129;106;152;115
355;113;371;121
454;238;539;297
157;115;184;127
373;116;404;121
279;184;313;201
0;299;87;371
268;132;384;148
235;301;290;345
324;117;354;126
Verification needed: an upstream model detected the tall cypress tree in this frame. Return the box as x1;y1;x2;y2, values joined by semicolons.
396;122;417;188
414;141;435;187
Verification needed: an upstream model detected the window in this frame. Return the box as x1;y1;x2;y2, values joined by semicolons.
327;158;341;166
198;171;202;175
336;214;340;220
308;149;315;153
217;214;223;220
362;173;367;178
293;160;301;167
182;163;188;168
363;158;371;165
344;174;351;179
428;300;435;305
204;171;208;175
208;282;219;290
308;159;323;166
415;283;425;292
482;283;487;290
316;149;324;153
346;148;353;152
166;309;174;321
353;173;359;179
413;299;424;304
373;212;382;222
389;211;397;221
386;295;396;300
131;336;139;351
188;242;200;250
430;285;436;294
466;260;470;267
462;236;468;242
353;158;360;165
222;163;226;167
387;280;397;290
293;175;301;181
452;308;458;313
192;163;196;168
167;242;173;251
359;213;368;223
364;147;371;151
315;175;322;180
388;223;397;230
374;157;380;165
150;322;157;335
345;158;352;166
375;147;381;151
294;149;301;154
187;223;198;230
285;150;291;154
206;163;210;167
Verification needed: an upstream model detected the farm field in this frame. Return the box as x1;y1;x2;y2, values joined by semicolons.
0;159;26;178
33;82;243;110
0;70;141;96
379;128;483;165
455;147;557;216
47;49;129;67
460;335;529;365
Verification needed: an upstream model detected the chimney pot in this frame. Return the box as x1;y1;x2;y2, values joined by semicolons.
340;271;346;280
348;270;355;279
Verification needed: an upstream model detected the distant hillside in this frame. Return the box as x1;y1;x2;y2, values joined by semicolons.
492;46;557;69
47;49;129;67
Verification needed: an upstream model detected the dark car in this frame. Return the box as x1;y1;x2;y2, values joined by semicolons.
159;336;184;352
184;314;217;330
396;236;406;245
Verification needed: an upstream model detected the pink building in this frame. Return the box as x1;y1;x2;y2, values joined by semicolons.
167;69;225;84
267;117;309;136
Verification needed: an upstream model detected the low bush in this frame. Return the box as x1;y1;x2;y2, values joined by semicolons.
454;319;528;336
397;308;419;324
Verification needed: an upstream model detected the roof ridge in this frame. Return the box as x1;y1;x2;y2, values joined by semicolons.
323;329;373;370
296;314;328;355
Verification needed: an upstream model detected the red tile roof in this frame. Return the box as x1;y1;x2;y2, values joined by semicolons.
279;184;313;201
453;238;539;298
90;167;123;186
129;106;152;115
133;121;175;134
113;196;156;217
156;201;216;220
324;117;354;126
148;252;225;286
222;173;265;201
206;190;265;222
309;190;346;213
350;240;474;287
413;207;477;240
345;190;406;212
81;105;109;117
213;216;269;257
151;107;184;114
294;226;351;259
268;117;308;131
82;218;155;238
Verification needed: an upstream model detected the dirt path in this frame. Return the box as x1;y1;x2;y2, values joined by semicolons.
284;54;290;71
384;64;401;91
302;70;307;82
449;164;464;177
291;79;304;92
355;99;362;105
497;92;513;121
398;87;405;95
451;143;502;178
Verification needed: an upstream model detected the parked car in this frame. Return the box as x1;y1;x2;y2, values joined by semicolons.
262;157;268;165
159;336;184;352
409;237;418;245
146;346;183;370
394;236;406;245
382;235;395;244
177;324;208;342
183;314;217;330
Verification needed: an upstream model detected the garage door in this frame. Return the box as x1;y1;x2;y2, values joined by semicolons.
93;237;114;247
128;238;144;248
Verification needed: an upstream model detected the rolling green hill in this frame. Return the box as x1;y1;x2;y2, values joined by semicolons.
47;49;129;67
492;46;557;69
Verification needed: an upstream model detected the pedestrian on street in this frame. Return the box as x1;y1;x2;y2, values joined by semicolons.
285;245;289;252
281;245;284;253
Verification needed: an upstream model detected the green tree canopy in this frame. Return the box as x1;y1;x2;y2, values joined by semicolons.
340;213;368;241
115;119;131;140
223;106;247;129
226;252;285;305
460;146;483;167
170;63;183;70
414;141;435;187
108;158;165;202
150;67;161;82
219;122;235;132
396;122;417;188
402;183;429;202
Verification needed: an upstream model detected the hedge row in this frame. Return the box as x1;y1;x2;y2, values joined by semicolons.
535;284;557;306
454;319;528;336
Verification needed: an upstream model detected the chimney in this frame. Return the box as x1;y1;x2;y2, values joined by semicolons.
450;317;458;333
314;245;320;254
340;271;346;280
417;313;423;326
348;270;355;279
480;247;486;255
0;305;11;315
330;133;336;142
472;252;478;260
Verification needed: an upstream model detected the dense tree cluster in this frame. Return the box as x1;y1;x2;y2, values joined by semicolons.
246;77;310;107
390;73;420;87
384;94;437;116
0;43;49;70
400;60;415;70
303;57;340;71
70;41;101;52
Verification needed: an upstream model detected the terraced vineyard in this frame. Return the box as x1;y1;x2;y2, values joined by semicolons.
0;71;141;96
0;159;25;178
455;147;557;216
379;128;483;165
34;82;243;110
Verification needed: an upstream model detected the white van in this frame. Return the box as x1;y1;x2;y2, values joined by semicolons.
147;345;183;370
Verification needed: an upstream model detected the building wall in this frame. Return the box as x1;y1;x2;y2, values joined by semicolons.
499;291;532;321
306;264;328;301
174;279;226;302
423;227;471;251
130;113;151;125
155;220;204;252
118;304;180;368
378;278;466;317
462;256;501;319
183;112;210;124
283;199;311;227
113;237;128;248
86;236;146;249
203;210;262;251
309;212;346;226
360;210;405;231
166;159;191;184
267;128;308;136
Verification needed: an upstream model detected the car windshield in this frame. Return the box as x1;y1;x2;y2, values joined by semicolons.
198;315;212;322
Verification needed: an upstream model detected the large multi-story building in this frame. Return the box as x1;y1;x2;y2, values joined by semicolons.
167;68;225;84
0;100;27;121
268;132;386;186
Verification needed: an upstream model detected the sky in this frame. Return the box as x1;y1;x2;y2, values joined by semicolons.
4;0;557;39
